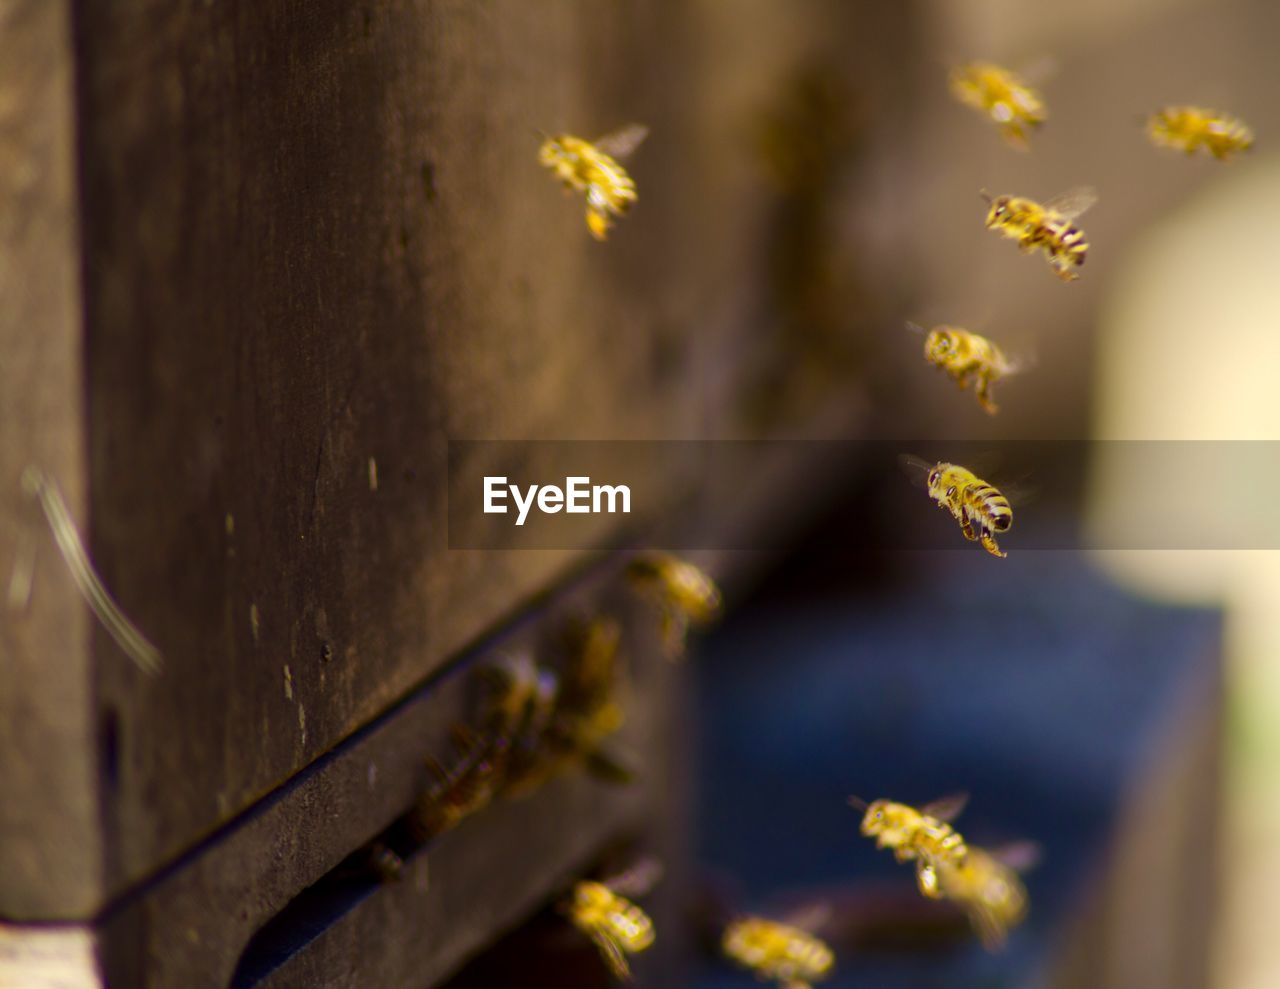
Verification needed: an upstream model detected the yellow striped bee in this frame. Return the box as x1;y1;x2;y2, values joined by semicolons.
949;62;1047;150
902;458;1014;558
935;842;1037;951
851;795;970;899
538;124;649;240
722;911;834;989
627;552;722;659
1146;106;1253;160
564;860;662;980
981;187;1097;282
907;322;1022;415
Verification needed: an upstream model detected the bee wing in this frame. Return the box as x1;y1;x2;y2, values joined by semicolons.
594;123;649;161
846;795;869;811
987;840;1042;872
904;320;929;337
1016;54;1059;86
589;928;634;980
898;454;936;489
922;793;969;822
1044;186;1097;221
780;900;833;934
604;856;665;898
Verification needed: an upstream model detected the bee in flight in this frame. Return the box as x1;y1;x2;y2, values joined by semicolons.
851;795;970;899
1146;106;1254;161
950;62;1047;150
981;186;1097;282
935;842;1037;951
627;552;722;659
907;322;1023;415
538;123;649;240
563;859;662;980
901;457;1014;558
722;908;835;989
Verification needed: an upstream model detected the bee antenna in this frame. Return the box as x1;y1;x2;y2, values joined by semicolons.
978;188;993;204
847;795;869;811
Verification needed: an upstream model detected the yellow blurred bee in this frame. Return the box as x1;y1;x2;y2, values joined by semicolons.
901;458;1014;558
907;322;1023;415
538;123;649;240
627;552;722;658
851;795;970;899
564;860;662;981
950;62;1047;150
981;186;1096;282
722;911;834;989
935;843;1037;951
1146;106;1253;160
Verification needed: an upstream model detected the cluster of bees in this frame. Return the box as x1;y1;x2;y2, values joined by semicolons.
521;45;1260;989
538;62;1254;566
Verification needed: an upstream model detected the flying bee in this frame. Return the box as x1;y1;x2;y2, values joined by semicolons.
901;457;1014;558
981;186;1097;282
538;123;649;240
906;322;1023;415
550;617;633;784
627;552;722;659
478;652;559;791
722;909;835;989
949;62;1047;150
935;842;1037;951
850;795;970;900
1146;106;1253;160
563;863;660;981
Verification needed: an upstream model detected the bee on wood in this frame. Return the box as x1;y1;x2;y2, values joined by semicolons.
1147;106;1253;160
627;552;722;659
981;186;1097;282
479;652;559;791
564;860;661;981
538;124;649;240
907;322;1023;415
949;62;1047;150
722;909;835;989
935;843;1036;951
850;795;970;899
901;457;1014;558
548;617;633;785
409;724;505;839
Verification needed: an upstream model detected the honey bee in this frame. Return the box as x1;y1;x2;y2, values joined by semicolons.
949;62;1047;150
935;843;1036;950
850;795;970;899
907;322;1022;415
411;724;503;839
363;841;405;883
565;875;657;980
981;186;1097;282
551;617;630;779
538;124;649;240
901;457;1014;558
722;913;835;989
1146;106;1253;160
627;552;722;658
479;652;559;791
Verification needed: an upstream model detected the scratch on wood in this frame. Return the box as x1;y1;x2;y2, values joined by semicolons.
249;603;261;645
368;456;379;492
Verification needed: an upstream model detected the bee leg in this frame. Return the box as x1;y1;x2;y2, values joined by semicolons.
976;376;998;415
980;531;1007;558
960;519;978;542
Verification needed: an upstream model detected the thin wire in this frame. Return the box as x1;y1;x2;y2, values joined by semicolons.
21;466;163;675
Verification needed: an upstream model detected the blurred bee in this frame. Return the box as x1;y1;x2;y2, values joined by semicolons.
901;458;1014;558
935;843;1037;951
480;652;559;791
564;860;661;981
538;124;649;240
1146;106;1253;160
627;552;722;659
981;186;1097;282
549;617;633;784
850;795;970;899
949;62;1047;150
907;322;1023;415
363;841;405;883
722;908;835;989
410;724;501;839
